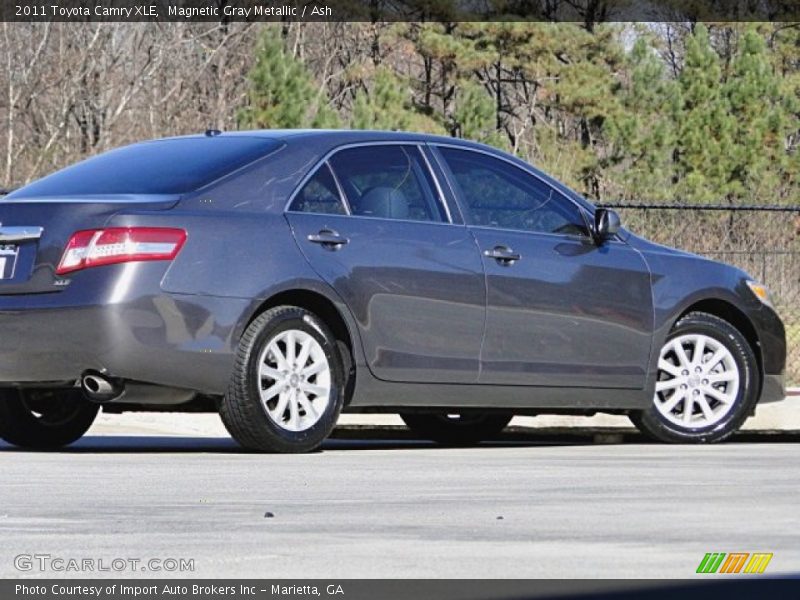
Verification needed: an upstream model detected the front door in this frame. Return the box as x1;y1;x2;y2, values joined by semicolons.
436;146;653;389
286;144;486;384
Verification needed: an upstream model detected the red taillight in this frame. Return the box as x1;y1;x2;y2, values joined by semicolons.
56;227;187;275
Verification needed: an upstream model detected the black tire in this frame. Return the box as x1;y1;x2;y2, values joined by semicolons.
220;306;346;453
400;412;513;445
630;311;759;443
0;388;99;449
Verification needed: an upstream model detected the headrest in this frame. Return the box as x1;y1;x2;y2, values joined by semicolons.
355;187;409;220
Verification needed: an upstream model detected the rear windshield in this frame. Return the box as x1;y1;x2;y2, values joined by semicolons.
8;137;282;197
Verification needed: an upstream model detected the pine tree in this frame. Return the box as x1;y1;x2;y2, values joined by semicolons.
675;24;736;203
452;79;507;149
239;32;340;130
351;68;411;130
351;67;443;132
723;27;793;203
607;37;678;201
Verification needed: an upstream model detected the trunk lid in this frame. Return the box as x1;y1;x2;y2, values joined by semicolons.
0;195;179;295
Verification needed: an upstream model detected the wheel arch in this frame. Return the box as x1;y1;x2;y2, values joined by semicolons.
674;298;763;389
634;298;765;441
242;288;359;403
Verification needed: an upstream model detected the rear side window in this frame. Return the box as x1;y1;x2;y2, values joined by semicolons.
289;163;347;215
8;137;282;197
328;145;446;223
439;147;589;237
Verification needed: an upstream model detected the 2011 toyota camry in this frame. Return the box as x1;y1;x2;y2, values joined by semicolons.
0;130;786;452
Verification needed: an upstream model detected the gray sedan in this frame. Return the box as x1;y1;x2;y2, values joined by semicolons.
0;130;786;452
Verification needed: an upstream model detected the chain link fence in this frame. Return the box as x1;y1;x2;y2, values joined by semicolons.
601;204;800;388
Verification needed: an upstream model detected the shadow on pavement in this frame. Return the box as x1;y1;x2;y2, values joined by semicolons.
0;425;798;453
0;432;584;454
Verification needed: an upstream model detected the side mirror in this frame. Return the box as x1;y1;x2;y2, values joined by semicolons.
593;208;621;243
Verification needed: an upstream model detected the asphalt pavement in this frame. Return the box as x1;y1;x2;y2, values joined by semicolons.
1;430;798;579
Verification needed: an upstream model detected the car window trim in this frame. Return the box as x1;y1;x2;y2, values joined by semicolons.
430;143;595;239
284;141;455;224
417;146;453;224
284;210;467;230
467;223;609;244
324;161;353;216
286;160;351;216
420;145;465;225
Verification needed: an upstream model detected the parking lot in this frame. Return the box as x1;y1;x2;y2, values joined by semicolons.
1;411;798;579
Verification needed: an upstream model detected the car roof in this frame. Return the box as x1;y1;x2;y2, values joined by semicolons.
153;129;595;211
158;129;491;150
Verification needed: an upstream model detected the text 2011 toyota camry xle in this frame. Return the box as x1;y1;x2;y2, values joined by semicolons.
0;130;786;452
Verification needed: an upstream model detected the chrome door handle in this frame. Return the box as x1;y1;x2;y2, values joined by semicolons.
484;246;521;264
307;229;349;248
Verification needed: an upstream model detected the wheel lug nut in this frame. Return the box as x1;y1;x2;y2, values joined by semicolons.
702;379;708;385
693;389;700;395
681;384;688;390
682;370;689;376
695;367;702;373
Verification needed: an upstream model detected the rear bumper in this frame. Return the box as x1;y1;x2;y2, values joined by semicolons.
0;264;248;395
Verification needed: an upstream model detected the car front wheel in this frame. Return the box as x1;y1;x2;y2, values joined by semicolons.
630;311;759;443
220;306;346;453
0;388;99;449
400;412;513;445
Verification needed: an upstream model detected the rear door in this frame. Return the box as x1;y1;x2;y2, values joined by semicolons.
285;144;486;384
435;146;654;389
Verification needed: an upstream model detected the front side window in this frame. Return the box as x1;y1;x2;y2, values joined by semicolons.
329;145;446;223
289;163;347;215
438;147;589;237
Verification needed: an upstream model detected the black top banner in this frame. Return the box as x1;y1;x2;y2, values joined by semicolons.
2;0;799;23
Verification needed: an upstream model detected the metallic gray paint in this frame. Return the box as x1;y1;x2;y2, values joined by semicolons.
469;228;654;388
287;212;486;384
624;232;786;403
0;130;787;411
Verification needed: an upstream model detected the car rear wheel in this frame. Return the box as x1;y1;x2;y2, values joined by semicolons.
220;306;346;453
400;412;513;445
630;311;758;443
0;388;99;449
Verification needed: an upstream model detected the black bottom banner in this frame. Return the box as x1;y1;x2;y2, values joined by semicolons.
5;579;800;600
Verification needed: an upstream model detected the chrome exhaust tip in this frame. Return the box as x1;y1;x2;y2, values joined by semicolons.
81;371;123;402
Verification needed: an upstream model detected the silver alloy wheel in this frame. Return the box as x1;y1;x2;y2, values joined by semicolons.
653;333;740;428
257;329;331;432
